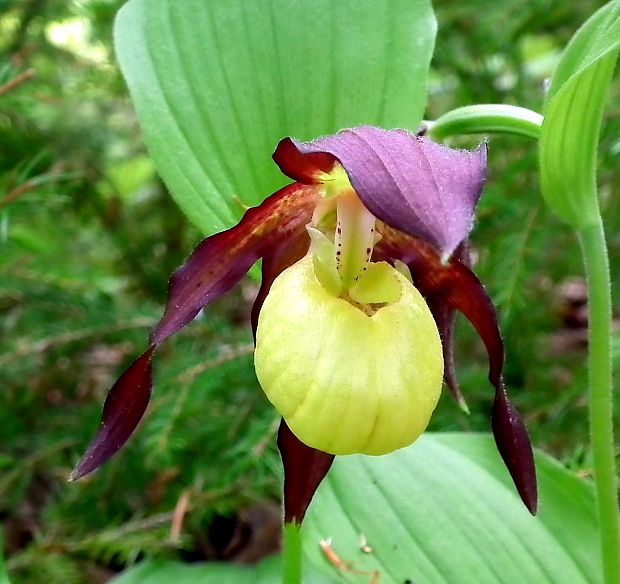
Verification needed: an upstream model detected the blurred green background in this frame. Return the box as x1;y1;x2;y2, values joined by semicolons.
1;0;618;582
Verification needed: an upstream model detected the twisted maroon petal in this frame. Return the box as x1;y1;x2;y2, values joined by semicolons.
428;301;468;411
375;226;537;512
278;420;335;525
72;184;318;480
281;127;487;258
433;260;504;388
430;241;473;409
70;347;155;481
375;226;504;388
493;385;538;514
153;183;319;345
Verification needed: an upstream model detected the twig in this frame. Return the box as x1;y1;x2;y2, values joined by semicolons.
0;439;77;497
0;68;35;97
0;318;155;368
74;486;241;541
7;483;244;570
169;490;191;544
0;167;77;210
155;343;254;453
0;177;39;209
177;343;254;383
252;417;280;458
320;538;381;583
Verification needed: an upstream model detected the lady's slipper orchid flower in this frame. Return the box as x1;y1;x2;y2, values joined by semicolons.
72;126;537;525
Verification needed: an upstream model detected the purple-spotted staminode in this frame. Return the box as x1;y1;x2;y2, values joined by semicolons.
72;126;537;524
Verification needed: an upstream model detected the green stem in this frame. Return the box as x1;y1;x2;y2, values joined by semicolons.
578;219;620;584
282;522;302;584
426;104;543;141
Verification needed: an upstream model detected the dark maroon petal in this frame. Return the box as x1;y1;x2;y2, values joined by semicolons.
435;240;472;409
277;420;334;525
288;127;487;258
375;226;504;388
272;138;337;184
73;184;318;481
251;231;310;341
152;183;319;345
429;301;468;412
375;226;537;512
70;347;155;481
454;239;473;269
493;384;538;514
437;262;504;388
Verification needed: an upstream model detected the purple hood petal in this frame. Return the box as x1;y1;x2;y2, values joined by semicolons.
278;127;487;258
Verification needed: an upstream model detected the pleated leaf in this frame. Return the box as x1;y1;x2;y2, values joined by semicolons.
539;0;620;227
111;434;598;584
303;433;600;584
114;0;436;235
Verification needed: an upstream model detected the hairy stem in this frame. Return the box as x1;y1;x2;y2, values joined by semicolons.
578;218;620;584
426;104;542;141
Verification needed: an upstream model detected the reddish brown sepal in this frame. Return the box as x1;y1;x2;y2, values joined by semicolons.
70;347;155;481
277;419;334;525
151;183;318;345
428;301;468;411
492;384;538;514
431;241;472;408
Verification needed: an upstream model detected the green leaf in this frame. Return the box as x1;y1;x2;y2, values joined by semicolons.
110;554;331;583
303;433;600;584
114;0;436;235
539;0;620;227
112;434;599;584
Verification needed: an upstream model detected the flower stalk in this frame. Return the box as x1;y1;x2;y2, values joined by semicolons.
283;522;303;584
578;218;620;584
426;104;543;141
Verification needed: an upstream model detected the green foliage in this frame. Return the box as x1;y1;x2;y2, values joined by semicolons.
114;0;436;235
111;435;602;584
539;0;620;227
303;434;600;583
